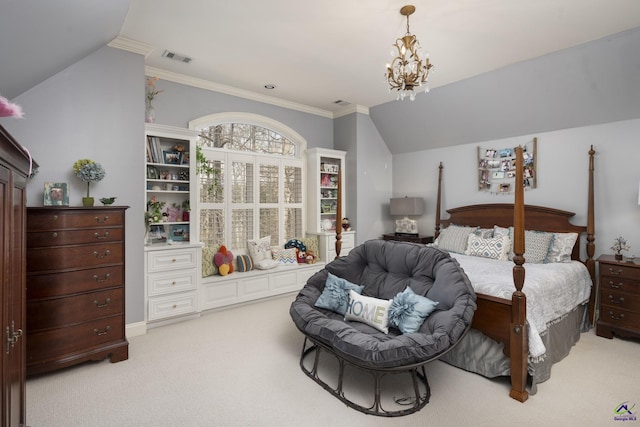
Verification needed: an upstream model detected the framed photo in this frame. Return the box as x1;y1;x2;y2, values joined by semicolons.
149;225;166;244
163;150;182;165
181;152;190;165
170;224;189;242
44;182;69;206
147;165;159;179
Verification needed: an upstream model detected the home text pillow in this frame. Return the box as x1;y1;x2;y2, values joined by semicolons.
314;273;363;315
434;224;479;254
201;245;220;277
344;290;392;334
388;286;439;334
465;234;510;261
247;235;272;262
271;247;297;264
546;232;578;263
236;255;254;272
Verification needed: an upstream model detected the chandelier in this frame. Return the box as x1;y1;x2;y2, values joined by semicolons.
385;5;433;101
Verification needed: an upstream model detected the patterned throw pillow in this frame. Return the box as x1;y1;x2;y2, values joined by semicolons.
523;230;554;264
344;290;392;334
271;247;297;264
236;255;254;272
202;245;220;277
465;234;511;261
299;236;319;255
388;286;439;334
545;232;578;263
315;273;363;315
434;224;479;254
247;235;272;262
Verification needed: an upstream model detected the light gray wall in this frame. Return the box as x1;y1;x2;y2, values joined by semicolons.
393;118;640;260
4;46;146;324
147;80;334;151
371;27;640;155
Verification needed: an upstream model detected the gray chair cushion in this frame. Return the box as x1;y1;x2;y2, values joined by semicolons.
290;239;477;368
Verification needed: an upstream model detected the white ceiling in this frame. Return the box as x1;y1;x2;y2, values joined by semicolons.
120;0;640;113
2;0;640;115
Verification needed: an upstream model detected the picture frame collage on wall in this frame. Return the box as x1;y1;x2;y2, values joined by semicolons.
477;137;537;194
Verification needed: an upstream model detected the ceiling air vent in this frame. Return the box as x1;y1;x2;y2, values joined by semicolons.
333;100;351;106
162;50;192;64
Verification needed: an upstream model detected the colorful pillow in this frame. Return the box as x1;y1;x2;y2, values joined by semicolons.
545;232;578;263
314;273;363;315
201;245;220;277
271;247;297;264
344;290;392;334
284;239;306;253
236;255;254;272
465;234;510;261
247;235;272;262
434;224;479;254
388;286;439;334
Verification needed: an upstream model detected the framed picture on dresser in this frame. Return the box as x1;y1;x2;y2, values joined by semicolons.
43;182;69;206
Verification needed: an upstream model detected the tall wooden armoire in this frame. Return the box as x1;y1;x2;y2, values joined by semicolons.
0;124;34;427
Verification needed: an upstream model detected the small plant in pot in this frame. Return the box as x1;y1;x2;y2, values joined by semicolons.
611;236;630;261
73;159;105;207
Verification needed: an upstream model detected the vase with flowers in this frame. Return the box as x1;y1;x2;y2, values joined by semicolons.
145;76;163;123
611;236;630;261
73;159;106;206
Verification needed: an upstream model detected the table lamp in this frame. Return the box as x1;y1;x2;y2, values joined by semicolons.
390;197;424;236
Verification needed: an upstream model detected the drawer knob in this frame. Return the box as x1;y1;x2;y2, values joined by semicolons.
172;281;176;286
51;232;58;238
608;267;623;276
608;311;625;321
608;280;622;289
93;249;111;259
94;298;111;308
93;326;111;336
94;231;110;240
172;304;177;309
172;258;177;263
52;215;58;221
608;294;625;304
95;215;110;224
93;273;111;283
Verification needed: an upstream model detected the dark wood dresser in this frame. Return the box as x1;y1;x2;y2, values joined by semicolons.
382;234;434;244
596;254;640;340
26;206;129;375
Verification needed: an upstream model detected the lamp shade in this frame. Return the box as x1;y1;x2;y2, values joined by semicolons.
390;197;424;216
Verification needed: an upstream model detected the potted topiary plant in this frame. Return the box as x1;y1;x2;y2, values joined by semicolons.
73;159;105;206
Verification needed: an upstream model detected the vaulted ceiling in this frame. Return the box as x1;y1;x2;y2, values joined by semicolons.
2;0;640;115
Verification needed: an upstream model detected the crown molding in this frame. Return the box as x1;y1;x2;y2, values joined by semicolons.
145;66;335;119
108;36;154;57
333;104;370;118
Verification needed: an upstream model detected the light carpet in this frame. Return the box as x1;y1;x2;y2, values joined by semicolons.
26;293;639;427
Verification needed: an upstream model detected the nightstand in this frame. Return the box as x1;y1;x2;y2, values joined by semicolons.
596;254;640;340
382;234;433;244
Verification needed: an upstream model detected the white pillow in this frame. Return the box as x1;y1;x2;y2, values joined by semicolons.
247;235;272;262
434;224;479;254
465;234;510;261
254;259;279;270
546;232;578;263
344;290;392;334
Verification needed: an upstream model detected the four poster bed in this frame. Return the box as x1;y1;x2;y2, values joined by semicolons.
431;146;596;402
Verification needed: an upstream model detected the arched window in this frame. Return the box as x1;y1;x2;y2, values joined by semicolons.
189;113;307;252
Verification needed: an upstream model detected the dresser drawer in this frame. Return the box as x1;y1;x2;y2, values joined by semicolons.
27;210;124;231
27;243;123;271
148;270;197;296
26;315;124;363
600;289;640;312
148;291;198;321
600;263;640;283
599;273;640;296
599;306;640;331
27;288;123;331
27;265;123;299
27;227;123;247
147;248;197;273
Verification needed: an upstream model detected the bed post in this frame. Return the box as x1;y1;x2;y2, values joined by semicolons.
510;146;529;403
435;162;443;238
586;145;596;323
335;168;342;259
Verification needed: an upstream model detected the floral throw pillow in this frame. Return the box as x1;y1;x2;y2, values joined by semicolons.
247;235;272;262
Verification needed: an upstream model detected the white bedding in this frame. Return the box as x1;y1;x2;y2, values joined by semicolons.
449;253;592;361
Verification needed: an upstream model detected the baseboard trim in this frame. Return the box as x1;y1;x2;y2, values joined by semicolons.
126;321;147;338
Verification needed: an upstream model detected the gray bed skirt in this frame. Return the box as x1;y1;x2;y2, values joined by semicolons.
439;303;590;394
